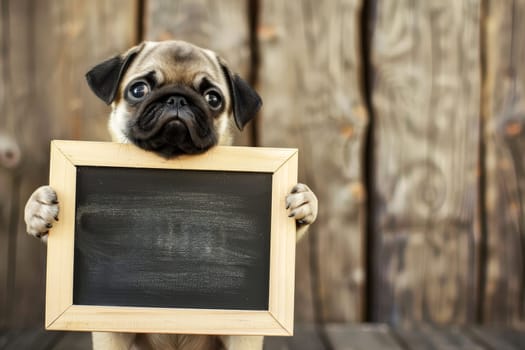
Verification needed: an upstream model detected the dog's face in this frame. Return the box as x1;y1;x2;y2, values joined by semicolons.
85;41;261;157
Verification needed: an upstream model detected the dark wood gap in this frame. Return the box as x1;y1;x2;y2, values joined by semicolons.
477;0;489;324
361;0;377;323
136;0;146;43
247;0;260;147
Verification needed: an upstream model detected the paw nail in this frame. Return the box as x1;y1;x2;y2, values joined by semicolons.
54;216;59;221
52;200;59;204
46;223;52;229
286;203;290;209
291;188;298;194
288;212;295;218
298;219;306;225
35;233;41;239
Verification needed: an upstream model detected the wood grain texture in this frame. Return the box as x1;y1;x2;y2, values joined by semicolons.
0;0;25;329
0;135;18;329
482;0;525;326
51;141;297;172
369;0;482;324
269;152;298;332
0;0;137;327
258;0;368;323
144;0;253;146
49;305;290;335
0;171;10;328
46;142;77;327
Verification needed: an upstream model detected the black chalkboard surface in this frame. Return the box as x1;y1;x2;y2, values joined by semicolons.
45;141;297;335
74;166;272;310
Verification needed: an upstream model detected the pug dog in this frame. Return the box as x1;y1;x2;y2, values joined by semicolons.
24;40;318;350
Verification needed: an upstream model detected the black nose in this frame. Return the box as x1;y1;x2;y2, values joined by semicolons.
166;95;188;108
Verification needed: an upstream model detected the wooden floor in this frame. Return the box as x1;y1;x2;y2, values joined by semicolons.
1;324;524;350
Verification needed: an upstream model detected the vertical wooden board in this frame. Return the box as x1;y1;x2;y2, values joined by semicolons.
369;0;481;324
0;172;11;328
0;0;45;329
258;0;368;322
0;0;137;327
482;0;525;325
29;0;138;143
144;0;253;146
0;0;19;329
0;139;22;328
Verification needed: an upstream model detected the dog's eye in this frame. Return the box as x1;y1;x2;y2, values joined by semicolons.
128;81;150;101
204;90;222;110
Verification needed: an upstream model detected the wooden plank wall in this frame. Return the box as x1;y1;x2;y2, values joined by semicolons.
143;0;368;325
0;0;524;329
368;0;482;324
482;0;525;325
0;0;137;327
256;0;368;323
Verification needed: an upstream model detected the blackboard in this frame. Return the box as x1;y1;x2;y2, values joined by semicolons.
73;166;272;310
45;141;297;335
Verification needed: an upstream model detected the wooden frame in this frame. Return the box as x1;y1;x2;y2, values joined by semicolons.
45;140;297;336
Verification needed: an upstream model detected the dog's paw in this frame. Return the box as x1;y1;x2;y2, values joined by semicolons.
24;186;59;243
286;183;318;227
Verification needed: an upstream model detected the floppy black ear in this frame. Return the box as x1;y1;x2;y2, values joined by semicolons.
85;44;144;105
219;60;262;130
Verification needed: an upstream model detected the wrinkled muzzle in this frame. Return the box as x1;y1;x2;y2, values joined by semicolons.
127;85;218;157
